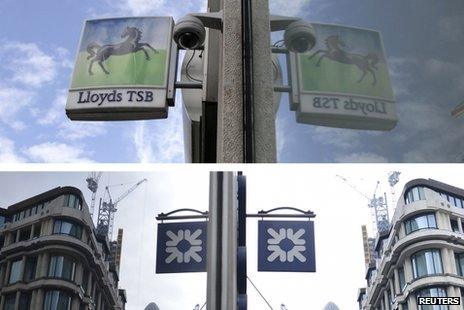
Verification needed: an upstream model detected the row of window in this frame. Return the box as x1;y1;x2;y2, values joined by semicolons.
12;202;49;223
10;194;83;224
8;254;75;285
4;289;72;310
438;192;464;209
377;286;449;310
404;185;464;210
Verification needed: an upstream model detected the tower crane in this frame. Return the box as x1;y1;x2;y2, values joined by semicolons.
336;175;390;235
96;178;147;240
86;172;102;219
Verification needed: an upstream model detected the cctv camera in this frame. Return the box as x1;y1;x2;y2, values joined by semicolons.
173;15;206;50
284;20;316;53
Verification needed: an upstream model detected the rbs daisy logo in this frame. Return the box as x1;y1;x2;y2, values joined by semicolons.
258;221;315;272
267;228;307;263
156;222;207;273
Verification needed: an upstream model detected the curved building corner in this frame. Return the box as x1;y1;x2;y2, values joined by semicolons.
0;186;127;310
358;179;464;310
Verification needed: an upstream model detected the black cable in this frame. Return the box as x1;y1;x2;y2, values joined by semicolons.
186;50;202;83
247;276;274;310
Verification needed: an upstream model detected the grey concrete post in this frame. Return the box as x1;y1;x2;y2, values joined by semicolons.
206;172;238;310
216;0;244;163
251;0;277;163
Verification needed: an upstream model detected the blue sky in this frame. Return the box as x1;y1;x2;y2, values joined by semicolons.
0;0;463;163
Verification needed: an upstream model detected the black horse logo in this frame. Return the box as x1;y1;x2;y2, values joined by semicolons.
86;26;158;75
308;35;379;85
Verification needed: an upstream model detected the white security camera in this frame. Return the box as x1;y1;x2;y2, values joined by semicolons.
173;15;206;50
284;20;316;53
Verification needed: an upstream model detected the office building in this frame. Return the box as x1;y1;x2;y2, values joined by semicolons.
358;179;464;309
0;186;127;309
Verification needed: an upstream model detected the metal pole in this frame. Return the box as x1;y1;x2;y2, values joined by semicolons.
237;173;247;310
201;0;222;163
242;0;254;163
207;172;238;310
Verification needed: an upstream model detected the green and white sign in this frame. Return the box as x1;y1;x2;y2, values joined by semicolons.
66;17;174;121
295;23;397;131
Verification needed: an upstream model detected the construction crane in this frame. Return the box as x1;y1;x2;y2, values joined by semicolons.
86;172;102;219
336;175;390;235
388;171;401;206
96;178;147;240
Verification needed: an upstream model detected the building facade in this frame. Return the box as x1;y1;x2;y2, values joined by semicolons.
358;179;464;310
0;186;126;310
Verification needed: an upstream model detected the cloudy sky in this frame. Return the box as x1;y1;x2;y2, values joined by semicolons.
0;0;463;163
1;165;464;309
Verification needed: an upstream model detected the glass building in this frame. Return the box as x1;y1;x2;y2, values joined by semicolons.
0;187;127;310
358;179;464;310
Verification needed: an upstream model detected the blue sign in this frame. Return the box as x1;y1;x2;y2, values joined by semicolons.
156;221;207;273
258;221;316;272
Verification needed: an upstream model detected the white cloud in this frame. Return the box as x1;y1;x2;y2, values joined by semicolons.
39;89;67;126
133;118;184;163
58;121;107;140
106;0;207;20
270;0;311;17
0;86;34;130
313;127;363;149
438;15;464;43
38;89;107;140
0;136;25;162
23;142;95;163
0;42;57;87
335;152;389;163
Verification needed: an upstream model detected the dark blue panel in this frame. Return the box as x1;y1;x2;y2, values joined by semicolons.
156;221;207;273
258;221;316;272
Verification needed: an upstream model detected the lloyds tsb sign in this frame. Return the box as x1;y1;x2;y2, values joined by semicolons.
66;17;175;121
294;23;397;131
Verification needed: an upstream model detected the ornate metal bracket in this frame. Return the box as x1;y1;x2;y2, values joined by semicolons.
247;207;316;220
156;208;209;222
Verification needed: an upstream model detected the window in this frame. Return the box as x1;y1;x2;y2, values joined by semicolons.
405;186;425;204
0;216;5;228
65;194;82;210
398;267;406;291
417;287;448;310
24;256;37;282
82;269;90;293
53;220;83;239
404;213;437;235
455;253;464;276
451;219;460;232
19;291;31;310
18;226;31;242
43;290;72;310
9;258;22;284
32;223;41;239
4;293;16;310
48;255;76;281
439;191;464;209
412;249;443;278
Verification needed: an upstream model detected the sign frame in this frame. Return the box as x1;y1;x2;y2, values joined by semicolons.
258;220;316;273
294;22;397;131
66;16;176;121
156;221;208;274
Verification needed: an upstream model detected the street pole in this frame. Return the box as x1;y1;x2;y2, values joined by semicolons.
207;172;238;310
216;0;245;163
237;173;248;309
